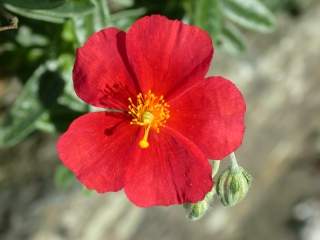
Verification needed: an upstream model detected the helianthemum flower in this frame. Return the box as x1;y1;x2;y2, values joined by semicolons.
57;15;246;207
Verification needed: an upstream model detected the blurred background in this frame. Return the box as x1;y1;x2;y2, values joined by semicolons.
1;0;320;239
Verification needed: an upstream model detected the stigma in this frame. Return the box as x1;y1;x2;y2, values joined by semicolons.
128;91;170;149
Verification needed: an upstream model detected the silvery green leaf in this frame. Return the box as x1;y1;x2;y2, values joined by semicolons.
1;0;65;10
220;23;246;54
4;0;95;23
4;4;65;23
189;0;223;41
221;0;276;32
0;65;64;147
36;0;95;18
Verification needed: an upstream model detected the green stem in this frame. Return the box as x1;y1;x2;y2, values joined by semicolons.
0;6;18;32
211;160;220;177
230;152;239;170
94;0;110;27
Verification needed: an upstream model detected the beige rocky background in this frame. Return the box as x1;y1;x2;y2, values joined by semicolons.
1;1;320;240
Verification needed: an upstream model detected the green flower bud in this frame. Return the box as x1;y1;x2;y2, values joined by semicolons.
183;160;220;221
184;190;214;221
216;166;252;207
184;200;209;221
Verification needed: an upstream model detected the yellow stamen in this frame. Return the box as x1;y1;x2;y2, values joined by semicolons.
128;91;170;149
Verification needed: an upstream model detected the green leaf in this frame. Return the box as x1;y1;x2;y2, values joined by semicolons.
35;54;87;134
92;0;111;29
4;4;65;23
35;100;85;134
35;0;95;18
192;0;223;40
4;0;95;23
16;26;49;47
111;7;146;21
112;0;134;8
82;187;94;196
221;0;276;32
35;112;57;133
72;15;96;45
110;7;146;30
1;0;65;10
57;54;88;112
54;165;75;189
220;23;246;54
72;0;111;45
0;65;65;147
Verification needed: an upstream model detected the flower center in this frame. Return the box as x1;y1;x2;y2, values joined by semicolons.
128;90;170;149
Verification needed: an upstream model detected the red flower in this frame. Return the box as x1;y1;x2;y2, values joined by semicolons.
57;15;246;207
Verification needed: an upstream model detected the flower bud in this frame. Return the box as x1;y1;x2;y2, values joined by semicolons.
184;200;209;221
184;190;214;220
216;166;252;207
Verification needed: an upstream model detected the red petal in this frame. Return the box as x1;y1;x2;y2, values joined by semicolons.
124;127;213;207
57;112;139;192
126;15;213;98
167;76;246;160
73;28;138;110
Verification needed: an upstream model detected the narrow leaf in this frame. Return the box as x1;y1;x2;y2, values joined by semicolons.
4;0;95;23
4;4;64;23
72;16;96;45
92;0;111;28
220;23;246;54
1;0;65;10
72;0;111;45
191;0;223;40
221;0;276;32
57;54;88;112
110;8;146;30
0;65;65;147
35;0;95;18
